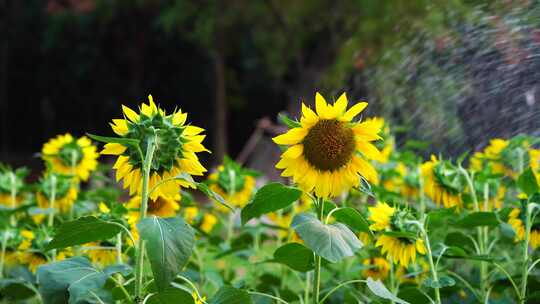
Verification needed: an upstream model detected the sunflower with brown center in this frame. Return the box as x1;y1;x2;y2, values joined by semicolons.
273;92;382;198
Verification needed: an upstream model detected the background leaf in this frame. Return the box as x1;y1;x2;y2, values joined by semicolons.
273;242;314;272
209;286;253;304
241;183;302;225
518;168;539;197
455;212;499;228
366;277;409;304
46;216;122;250
291;213;362;263
137;216;195;292
332;207;370;233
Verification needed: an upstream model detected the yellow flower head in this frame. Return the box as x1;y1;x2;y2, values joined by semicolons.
84;242;118;268
18;230;35;250
42;134;99;181
368;202;395;231
126;195;180;241
273;92;382;198
208;158;257;211
183;206;200;224
508;207;540;250
362;257;390;280
18;252;47;273
396;259;429;284
421;156;463;209
375;235;426;267
200;213;218;233
35;173;78;221
101;95;209;200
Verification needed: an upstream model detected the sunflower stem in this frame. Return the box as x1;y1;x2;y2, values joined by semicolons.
520;204;533;304
0;230;8;279
47;174;57;228
134;139;156;301
9;172;17;226
417;164;426;217
480;183;490;302
313;197;324;304
420;217;441;304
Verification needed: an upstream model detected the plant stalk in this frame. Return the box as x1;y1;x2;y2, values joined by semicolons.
134;140;156;300
520;205;532;304
313;197;324;304
421;219;441;304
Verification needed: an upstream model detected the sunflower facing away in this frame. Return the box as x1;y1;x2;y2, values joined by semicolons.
100;95;209;200
35;173;78;223
0;166;27;208
208;157;257;210
362;257;390;280
368;202;426;267
42;133;99;181
508;208;540;249
421;155;463;209
273;92;382;198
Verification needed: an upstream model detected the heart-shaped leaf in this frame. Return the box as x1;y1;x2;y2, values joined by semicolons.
332;207;370;233
209;286;253;304
273;242;314;272
291;213;362;263
46;216;122;250
518;168;539;196
241;183;302;225
137;216;195;292
455;212;498;228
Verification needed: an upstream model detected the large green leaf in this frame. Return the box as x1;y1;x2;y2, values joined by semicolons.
147;287;195;304
36;257;112;304
455;212;499;228
209;286;253;304
518;168;539;197
366;277;409;304
273;242;314;272
137;216;195;292
86;133;140;147
291;213;362;263
332;207;370;233
241;183;302;225
46;216;122;250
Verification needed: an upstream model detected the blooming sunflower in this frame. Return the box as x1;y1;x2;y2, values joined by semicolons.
368;202;426;267
34;173;78;222
421;155;463;209
0;166;27;208
208;157;257;211
273;92;382;198
101;95;208;200
42;134;99;181
362;257;390;280
508;208;540;249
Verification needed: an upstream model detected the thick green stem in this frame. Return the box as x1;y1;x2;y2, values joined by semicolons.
313;198;324;304
420;219;441;304
520;206;532;304
0;231;8;278
134;141;156;300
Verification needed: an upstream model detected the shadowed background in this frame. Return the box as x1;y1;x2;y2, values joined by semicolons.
3;0;540;176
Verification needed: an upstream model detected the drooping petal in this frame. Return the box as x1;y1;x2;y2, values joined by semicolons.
273;127;308;145
341;102;368;122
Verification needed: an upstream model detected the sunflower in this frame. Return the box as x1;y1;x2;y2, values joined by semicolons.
126;195;180;241
368;202;426;267
42;134;99;181
421;155;463;209
183;206;200;224
0;166;27;208
84;242;118;267
362;257;390;280
17;230;35;250
207;157;257;211
35;173;78;217
273;92;382;198
396;259;429;284
101;95;208;200
369;117;393;164
508;208;540;249
18;252;47;273
192;292;207;304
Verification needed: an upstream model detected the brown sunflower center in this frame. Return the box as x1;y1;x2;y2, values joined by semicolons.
303;119;355;171
147;197;167;212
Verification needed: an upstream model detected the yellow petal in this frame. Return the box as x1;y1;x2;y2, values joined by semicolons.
357;141;382;160
101;143;127;155
122;105;139;122
333;92;348;116
282;144;304;159
341;102;368;121
273;127;308;145
173;112;187;126
184;126;204;136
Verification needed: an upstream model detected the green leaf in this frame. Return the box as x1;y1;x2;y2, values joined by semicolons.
291;213;362;263
273;243;314;272
209;286;253;304
331;207;370;233
137;216;195;292
36;257;112;304
86;133;140;147
500;223;516;239
518;168;539;197
278;113;301;128
366;277;409;304
46;216;123;250
397;287;430;304
423;276;456;288
444;232;475;252
383;231;417;240
147;287;195;304
455;212;499;228
241;183;302;225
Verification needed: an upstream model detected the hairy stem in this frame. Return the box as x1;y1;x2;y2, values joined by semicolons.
313;197;324;304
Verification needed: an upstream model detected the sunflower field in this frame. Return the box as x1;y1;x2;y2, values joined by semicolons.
2;92;540;304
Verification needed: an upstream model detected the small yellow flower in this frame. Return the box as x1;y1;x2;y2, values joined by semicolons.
42;133;99;181
18;252;47;273
362;257;390;280
84;242;118;267
98;202;111;214
183;206;199;224
192;292;206;304
273;92;382;198
101;95;208;200
200;213;218;233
